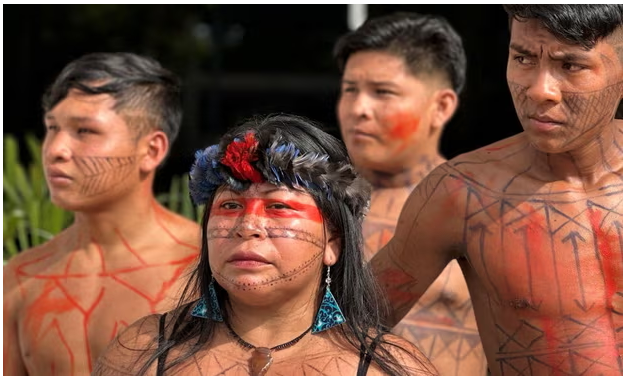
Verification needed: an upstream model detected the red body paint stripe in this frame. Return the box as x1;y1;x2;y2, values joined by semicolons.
541;318;560;376
588;209;617;305
211;198;323;222
484;140;522;151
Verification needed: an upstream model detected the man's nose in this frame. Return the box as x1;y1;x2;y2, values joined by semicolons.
525;69;562;104
43;131;72;163
351;93;374;119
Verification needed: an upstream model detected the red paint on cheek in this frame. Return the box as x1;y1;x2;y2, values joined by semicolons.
588;208;618;306
387;113;420;140
211;198;323;223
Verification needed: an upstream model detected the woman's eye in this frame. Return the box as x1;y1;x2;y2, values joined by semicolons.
267;202;291;210
221;202;241;210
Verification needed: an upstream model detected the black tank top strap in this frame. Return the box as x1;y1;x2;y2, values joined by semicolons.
156;304;193;376
356;332;384;376
156;313;168;376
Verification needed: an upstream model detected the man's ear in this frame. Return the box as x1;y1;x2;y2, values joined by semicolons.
323;233;341;266
139;130;169;173
429;88;459;134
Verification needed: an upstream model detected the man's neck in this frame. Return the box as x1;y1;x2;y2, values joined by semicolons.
532;121;623;188
71;187;160;249
362;152;446;189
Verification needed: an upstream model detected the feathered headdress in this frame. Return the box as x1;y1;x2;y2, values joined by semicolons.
189;131;370;220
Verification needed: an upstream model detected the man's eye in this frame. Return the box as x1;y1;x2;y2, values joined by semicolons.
77;128;95;134
513;55;534;66
376;89;394;96
342;87;357;94
562;62;584;72
45;125;59;132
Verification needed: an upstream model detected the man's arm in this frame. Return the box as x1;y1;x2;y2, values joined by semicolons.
4;264;28;376
371;164;465;325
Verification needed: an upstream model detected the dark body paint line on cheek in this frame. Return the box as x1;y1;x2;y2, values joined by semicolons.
211;198;323;223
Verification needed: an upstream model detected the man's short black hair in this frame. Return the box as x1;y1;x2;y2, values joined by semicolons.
42;52;182;145
334;12;467;94
503;5;623;49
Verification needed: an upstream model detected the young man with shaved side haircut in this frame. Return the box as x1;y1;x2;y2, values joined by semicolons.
371;5;623;375
3;52;200;375
335;12;486;375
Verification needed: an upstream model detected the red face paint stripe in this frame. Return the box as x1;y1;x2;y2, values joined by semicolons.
211;198;323;223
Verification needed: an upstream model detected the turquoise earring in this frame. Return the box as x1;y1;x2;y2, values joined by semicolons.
191;278;223;322
312;266;345;333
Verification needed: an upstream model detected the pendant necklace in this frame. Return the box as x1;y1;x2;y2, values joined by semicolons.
225;321;313;376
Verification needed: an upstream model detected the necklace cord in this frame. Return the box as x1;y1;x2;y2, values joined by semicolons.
225;322;313;351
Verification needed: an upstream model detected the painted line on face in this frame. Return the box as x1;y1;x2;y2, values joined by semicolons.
207;226;325;249
211;198;323;223
72;155;137;196
214;248;325;291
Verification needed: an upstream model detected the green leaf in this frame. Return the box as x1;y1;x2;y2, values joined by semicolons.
168;176;181;213
13;164;33;201
16;219;29;252
4;238;19;260
3;173;22;207
28;200;41;246
4;135;18;181
180;175;194;220
26;134;43;168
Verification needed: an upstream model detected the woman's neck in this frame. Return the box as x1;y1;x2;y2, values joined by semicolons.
225;294;317;348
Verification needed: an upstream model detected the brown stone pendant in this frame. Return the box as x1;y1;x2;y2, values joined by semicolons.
249;347;273;376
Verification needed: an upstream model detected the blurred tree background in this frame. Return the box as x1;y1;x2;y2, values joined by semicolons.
4;4;521;196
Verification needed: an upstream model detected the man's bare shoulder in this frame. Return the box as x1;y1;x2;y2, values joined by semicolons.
375;333;439;376
396;133;533;236
418;133;534;196
151;204;200;250
449;134;529;174
4;230;70;285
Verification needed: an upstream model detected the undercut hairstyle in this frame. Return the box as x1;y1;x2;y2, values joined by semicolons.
42;52;182;145
503;5;623;49
334;12;467;94
114;114;433;375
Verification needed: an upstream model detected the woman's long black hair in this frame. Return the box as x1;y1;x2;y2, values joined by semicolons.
133;114;428;375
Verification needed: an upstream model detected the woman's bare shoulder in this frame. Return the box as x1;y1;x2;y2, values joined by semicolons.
92;314;162;376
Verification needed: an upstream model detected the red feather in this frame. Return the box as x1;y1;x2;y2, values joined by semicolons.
221;133;264;183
